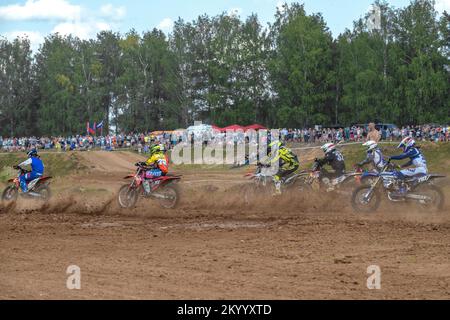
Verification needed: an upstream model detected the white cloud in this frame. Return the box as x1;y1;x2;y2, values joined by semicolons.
157;18;174;32
276;1;287;13
0;0;81;21
435;0;450;13
228;7;243;17
2;30;45;52
100;3;126;20
0;1;126;51
52;20;111;39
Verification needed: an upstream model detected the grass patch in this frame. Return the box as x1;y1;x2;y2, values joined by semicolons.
331;142;450;174
0;152;86;183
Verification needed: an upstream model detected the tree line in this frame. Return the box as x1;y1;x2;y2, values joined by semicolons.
0;0;449;137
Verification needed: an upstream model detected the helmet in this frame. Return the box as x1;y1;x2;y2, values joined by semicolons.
363;140;378;152
398;137;415;152
321;143;335;154
27;149;38;158
150;144;164;155
268;141;282;154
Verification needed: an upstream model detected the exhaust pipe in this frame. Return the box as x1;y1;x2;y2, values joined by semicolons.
27;192;44;198
405;194;431;201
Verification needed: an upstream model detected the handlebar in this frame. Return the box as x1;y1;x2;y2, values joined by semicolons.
135;162;156;169
13;165;30;174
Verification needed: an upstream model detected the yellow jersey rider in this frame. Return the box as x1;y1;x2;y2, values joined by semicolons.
142;144;169;195
261;141;300;195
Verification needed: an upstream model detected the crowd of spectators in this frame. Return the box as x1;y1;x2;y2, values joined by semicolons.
0;134;159;153
0;124;448;153
280;124;450;144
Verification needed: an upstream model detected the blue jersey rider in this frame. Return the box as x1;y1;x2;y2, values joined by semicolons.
389;137;428;179
15;149;45;193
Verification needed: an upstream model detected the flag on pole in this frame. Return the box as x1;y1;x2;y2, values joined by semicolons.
88;122;96;135
97;121;104;136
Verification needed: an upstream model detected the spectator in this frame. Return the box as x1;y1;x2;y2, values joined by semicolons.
367;123;381;142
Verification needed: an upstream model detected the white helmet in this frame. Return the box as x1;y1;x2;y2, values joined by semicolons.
321;143;336;154
363;140;378;152
397;137;415;152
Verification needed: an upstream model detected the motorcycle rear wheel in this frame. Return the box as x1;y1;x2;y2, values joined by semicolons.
156;184;179;209
414;184;444;212
35;185;51;202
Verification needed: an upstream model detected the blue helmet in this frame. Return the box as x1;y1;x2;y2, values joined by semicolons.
27;149;38;158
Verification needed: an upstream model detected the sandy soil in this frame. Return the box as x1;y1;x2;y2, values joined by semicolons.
0;151;449;300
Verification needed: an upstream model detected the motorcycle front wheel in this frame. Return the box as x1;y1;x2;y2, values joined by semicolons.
118;184;139;208
2;185;18;204
351;185;381;213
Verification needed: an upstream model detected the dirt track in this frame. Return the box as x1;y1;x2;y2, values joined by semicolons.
0;151;449;300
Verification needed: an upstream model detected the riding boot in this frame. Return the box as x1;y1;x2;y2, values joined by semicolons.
20;180;28;193
273;181;282;196
143;180;151;196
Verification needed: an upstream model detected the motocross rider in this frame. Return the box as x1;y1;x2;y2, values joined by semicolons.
140;144;169;195
260;141;300;195
316;143;346;186
14;149;45;193
389;137;428;179
357;140;387;171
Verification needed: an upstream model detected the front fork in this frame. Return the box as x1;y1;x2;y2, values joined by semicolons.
363;176;381;203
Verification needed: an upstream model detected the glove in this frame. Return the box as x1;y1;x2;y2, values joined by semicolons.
13;165;19;170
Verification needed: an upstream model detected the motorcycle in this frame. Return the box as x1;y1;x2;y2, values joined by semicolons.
244;163;310;192
297;159;363;195
1;166;52;204
118;163;182;209
351;160;446;213
241;163;310;203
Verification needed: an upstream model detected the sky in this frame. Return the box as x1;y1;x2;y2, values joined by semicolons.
1;0;449;52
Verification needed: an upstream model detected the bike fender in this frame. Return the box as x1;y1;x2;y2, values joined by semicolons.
428;174;446;180
123;174;135;179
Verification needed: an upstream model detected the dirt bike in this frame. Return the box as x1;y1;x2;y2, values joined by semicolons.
351;160;446;213
118;163;182;209
241;163;312;204
1;166;52;204
245;163;311;189
297;159;363;195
